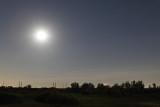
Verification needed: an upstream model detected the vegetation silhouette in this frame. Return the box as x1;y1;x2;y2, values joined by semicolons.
0;80;160;106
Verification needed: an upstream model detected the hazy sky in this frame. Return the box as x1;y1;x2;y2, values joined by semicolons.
0;0;160;87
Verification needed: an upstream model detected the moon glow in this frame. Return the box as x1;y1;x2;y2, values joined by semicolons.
35;30;49;43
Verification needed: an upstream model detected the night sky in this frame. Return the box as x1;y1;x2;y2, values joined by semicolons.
0;0;160;87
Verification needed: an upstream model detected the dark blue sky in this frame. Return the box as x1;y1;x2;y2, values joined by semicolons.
0;0;160;87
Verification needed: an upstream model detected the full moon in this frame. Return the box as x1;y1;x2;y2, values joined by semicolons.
35;30;49;42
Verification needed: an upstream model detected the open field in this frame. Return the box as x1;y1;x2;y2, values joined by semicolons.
0;88;160;107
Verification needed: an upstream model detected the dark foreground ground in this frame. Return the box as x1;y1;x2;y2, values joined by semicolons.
0;88;160;107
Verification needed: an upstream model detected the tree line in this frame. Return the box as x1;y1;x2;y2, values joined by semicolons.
69;81;160;96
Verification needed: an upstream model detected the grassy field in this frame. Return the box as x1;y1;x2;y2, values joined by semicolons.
0;88;160;107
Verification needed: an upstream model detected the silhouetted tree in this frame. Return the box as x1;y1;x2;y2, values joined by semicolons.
81;83;94;94
71;82;79;92
112;83;119;88
71;82;79;89
152;83;157;88
81;83;94;89
131;81;136;88
97;83;104;89
136;81;144;93
24;85;32;88
123;81;131;89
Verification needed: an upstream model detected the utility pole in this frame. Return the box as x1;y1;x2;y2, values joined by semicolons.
53;82;54;88
21;81;22;88
3;81;4;87
19;81;20;88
